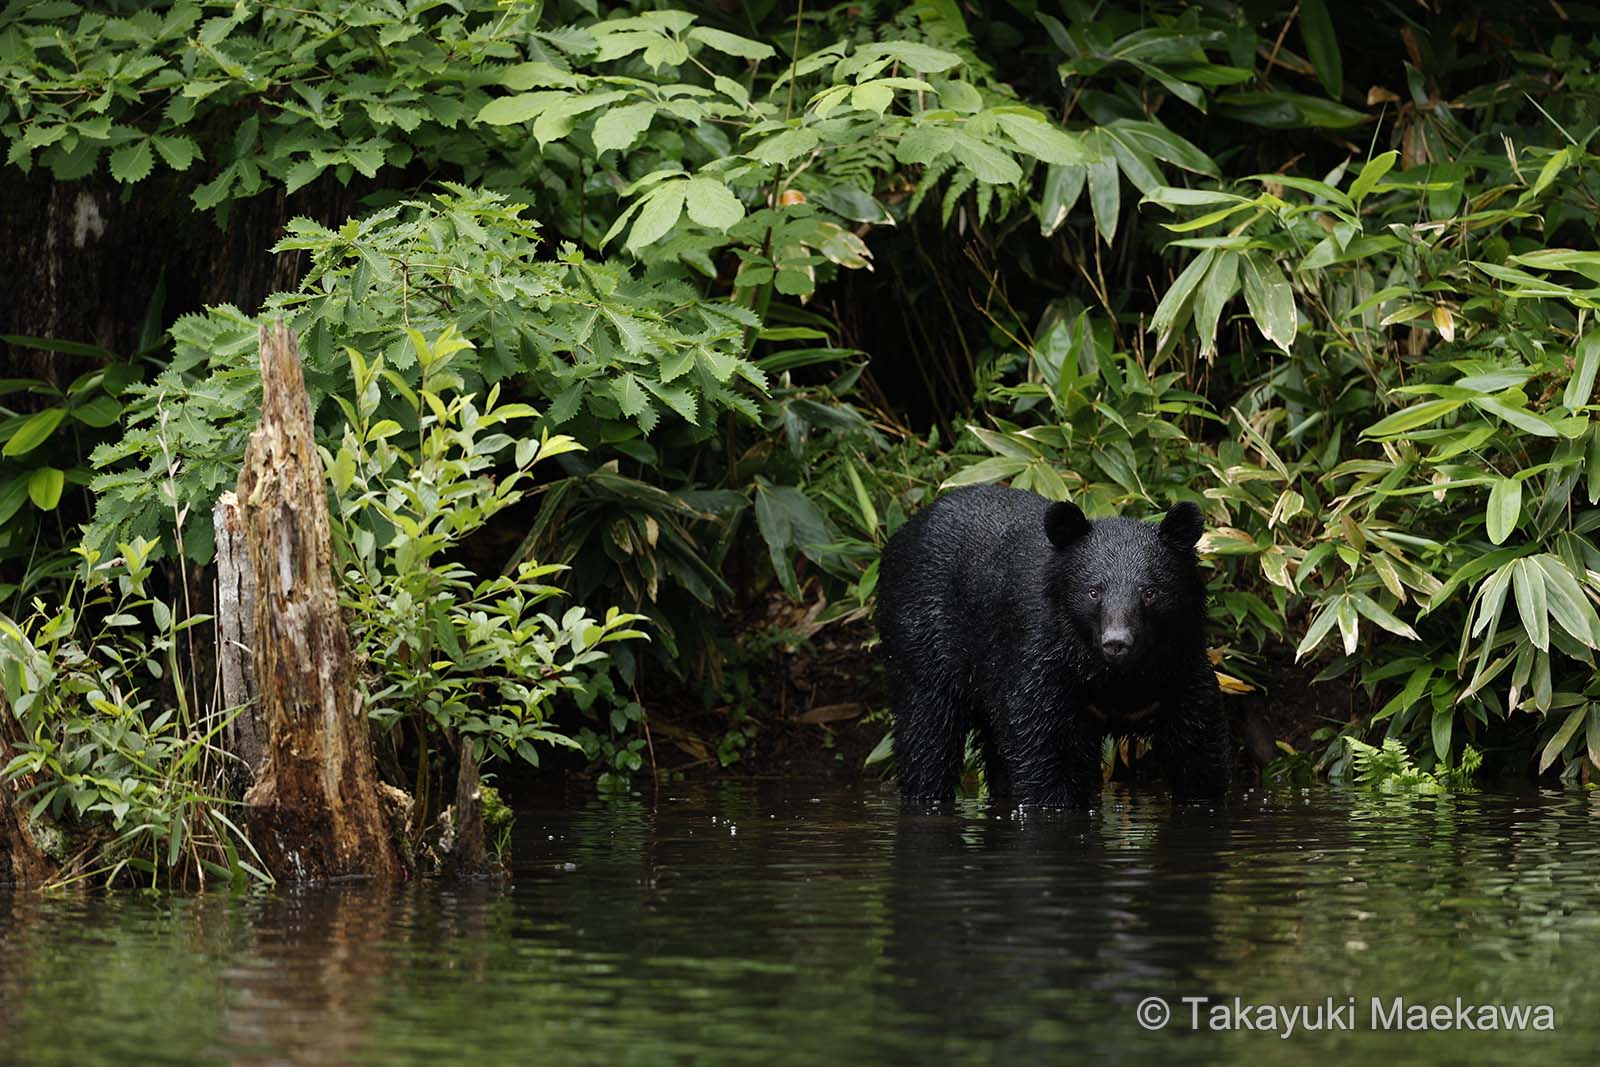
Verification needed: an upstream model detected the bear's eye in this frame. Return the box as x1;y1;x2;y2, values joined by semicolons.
1141;587;1155;604
1088;586;1101;601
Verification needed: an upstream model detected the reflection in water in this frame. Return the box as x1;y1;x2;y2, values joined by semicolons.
224;889;394;1067
1;786;1599;1066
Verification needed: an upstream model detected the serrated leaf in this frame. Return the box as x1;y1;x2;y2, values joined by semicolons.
476;90;567;127
688;26;775;60
949;130;1022;185
996;113;1089;165
593;101;656;154
108;141;153;184
749;127;819;166
626;181;687;251
611;373;649;417
684;177;744;230
284;158;323;194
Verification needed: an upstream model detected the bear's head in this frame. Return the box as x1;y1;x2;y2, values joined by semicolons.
1043;500;1206;669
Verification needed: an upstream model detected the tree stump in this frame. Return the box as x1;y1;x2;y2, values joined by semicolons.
0;703;55;887
213;490;267;795
238;322;399;883
443;734;496;879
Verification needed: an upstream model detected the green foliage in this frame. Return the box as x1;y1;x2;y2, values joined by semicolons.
0;537;266;888
1345;737;1481;795
86;186;764;563
15;0;1600;796
1143;122;1600;778
329;330;646;798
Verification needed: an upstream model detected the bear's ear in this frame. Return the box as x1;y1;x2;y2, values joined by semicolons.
1159;501;1204;548
1044;501;1090;549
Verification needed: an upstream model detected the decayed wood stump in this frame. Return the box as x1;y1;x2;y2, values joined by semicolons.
443;734;495;879
0;703;55;887
213;490;267;795
238;322;399;882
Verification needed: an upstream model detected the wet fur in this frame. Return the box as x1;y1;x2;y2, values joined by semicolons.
876;485;1231;807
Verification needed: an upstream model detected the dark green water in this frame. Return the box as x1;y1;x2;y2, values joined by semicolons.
3;782;1599;1065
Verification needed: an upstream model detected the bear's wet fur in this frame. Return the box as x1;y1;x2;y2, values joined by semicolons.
876;484;1231;806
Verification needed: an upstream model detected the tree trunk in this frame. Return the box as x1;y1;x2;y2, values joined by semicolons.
443;735;497;879
0;704;55;888
213;490;267;796
238;322;399;883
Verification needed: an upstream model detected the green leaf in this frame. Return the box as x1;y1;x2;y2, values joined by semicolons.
1035;165;1085;238
3;408;66;457
610;373;650;417
69;394;121;428
1588;425;1600;505
284;158;324;194
687;26;775;60
1486;477;1521;545
749;127;819;166
1086;154;1119;243
475;90;567;127
152;134;201;172
683;177;744;230
1347;150;1397;205
1565;329;1600;410
1151;248;1215;344
1512;558;1549;652
108;141;154;184
1539;705;1587;773
1587;705;1600;770
1431;703;1453;763
1298;0;1343;99
897;124;955;165
939;456;1029;489
593;101;656;154
1362;399;1464;438
874;41;962;74
1350;593;1420;640
1239;251;1297;353
1295;599;1341;660
1470;395;1559;437
996;113;1089;165
27;466;64;510
626;181;687;251
1194;251;1240;356
949;130;1022;185
1531;555;1600;649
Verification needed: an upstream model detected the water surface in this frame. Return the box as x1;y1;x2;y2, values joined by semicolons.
3;782;1599;1064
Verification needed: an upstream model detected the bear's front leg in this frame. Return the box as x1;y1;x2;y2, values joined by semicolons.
1007;712;1104;808
1153;662;1232;803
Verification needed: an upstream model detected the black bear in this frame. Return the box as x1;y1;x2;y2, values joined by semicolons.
875;484;1230;806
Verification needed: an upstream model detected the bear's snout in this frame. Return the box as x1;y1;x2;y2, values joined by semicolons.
1100;629;1134;660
